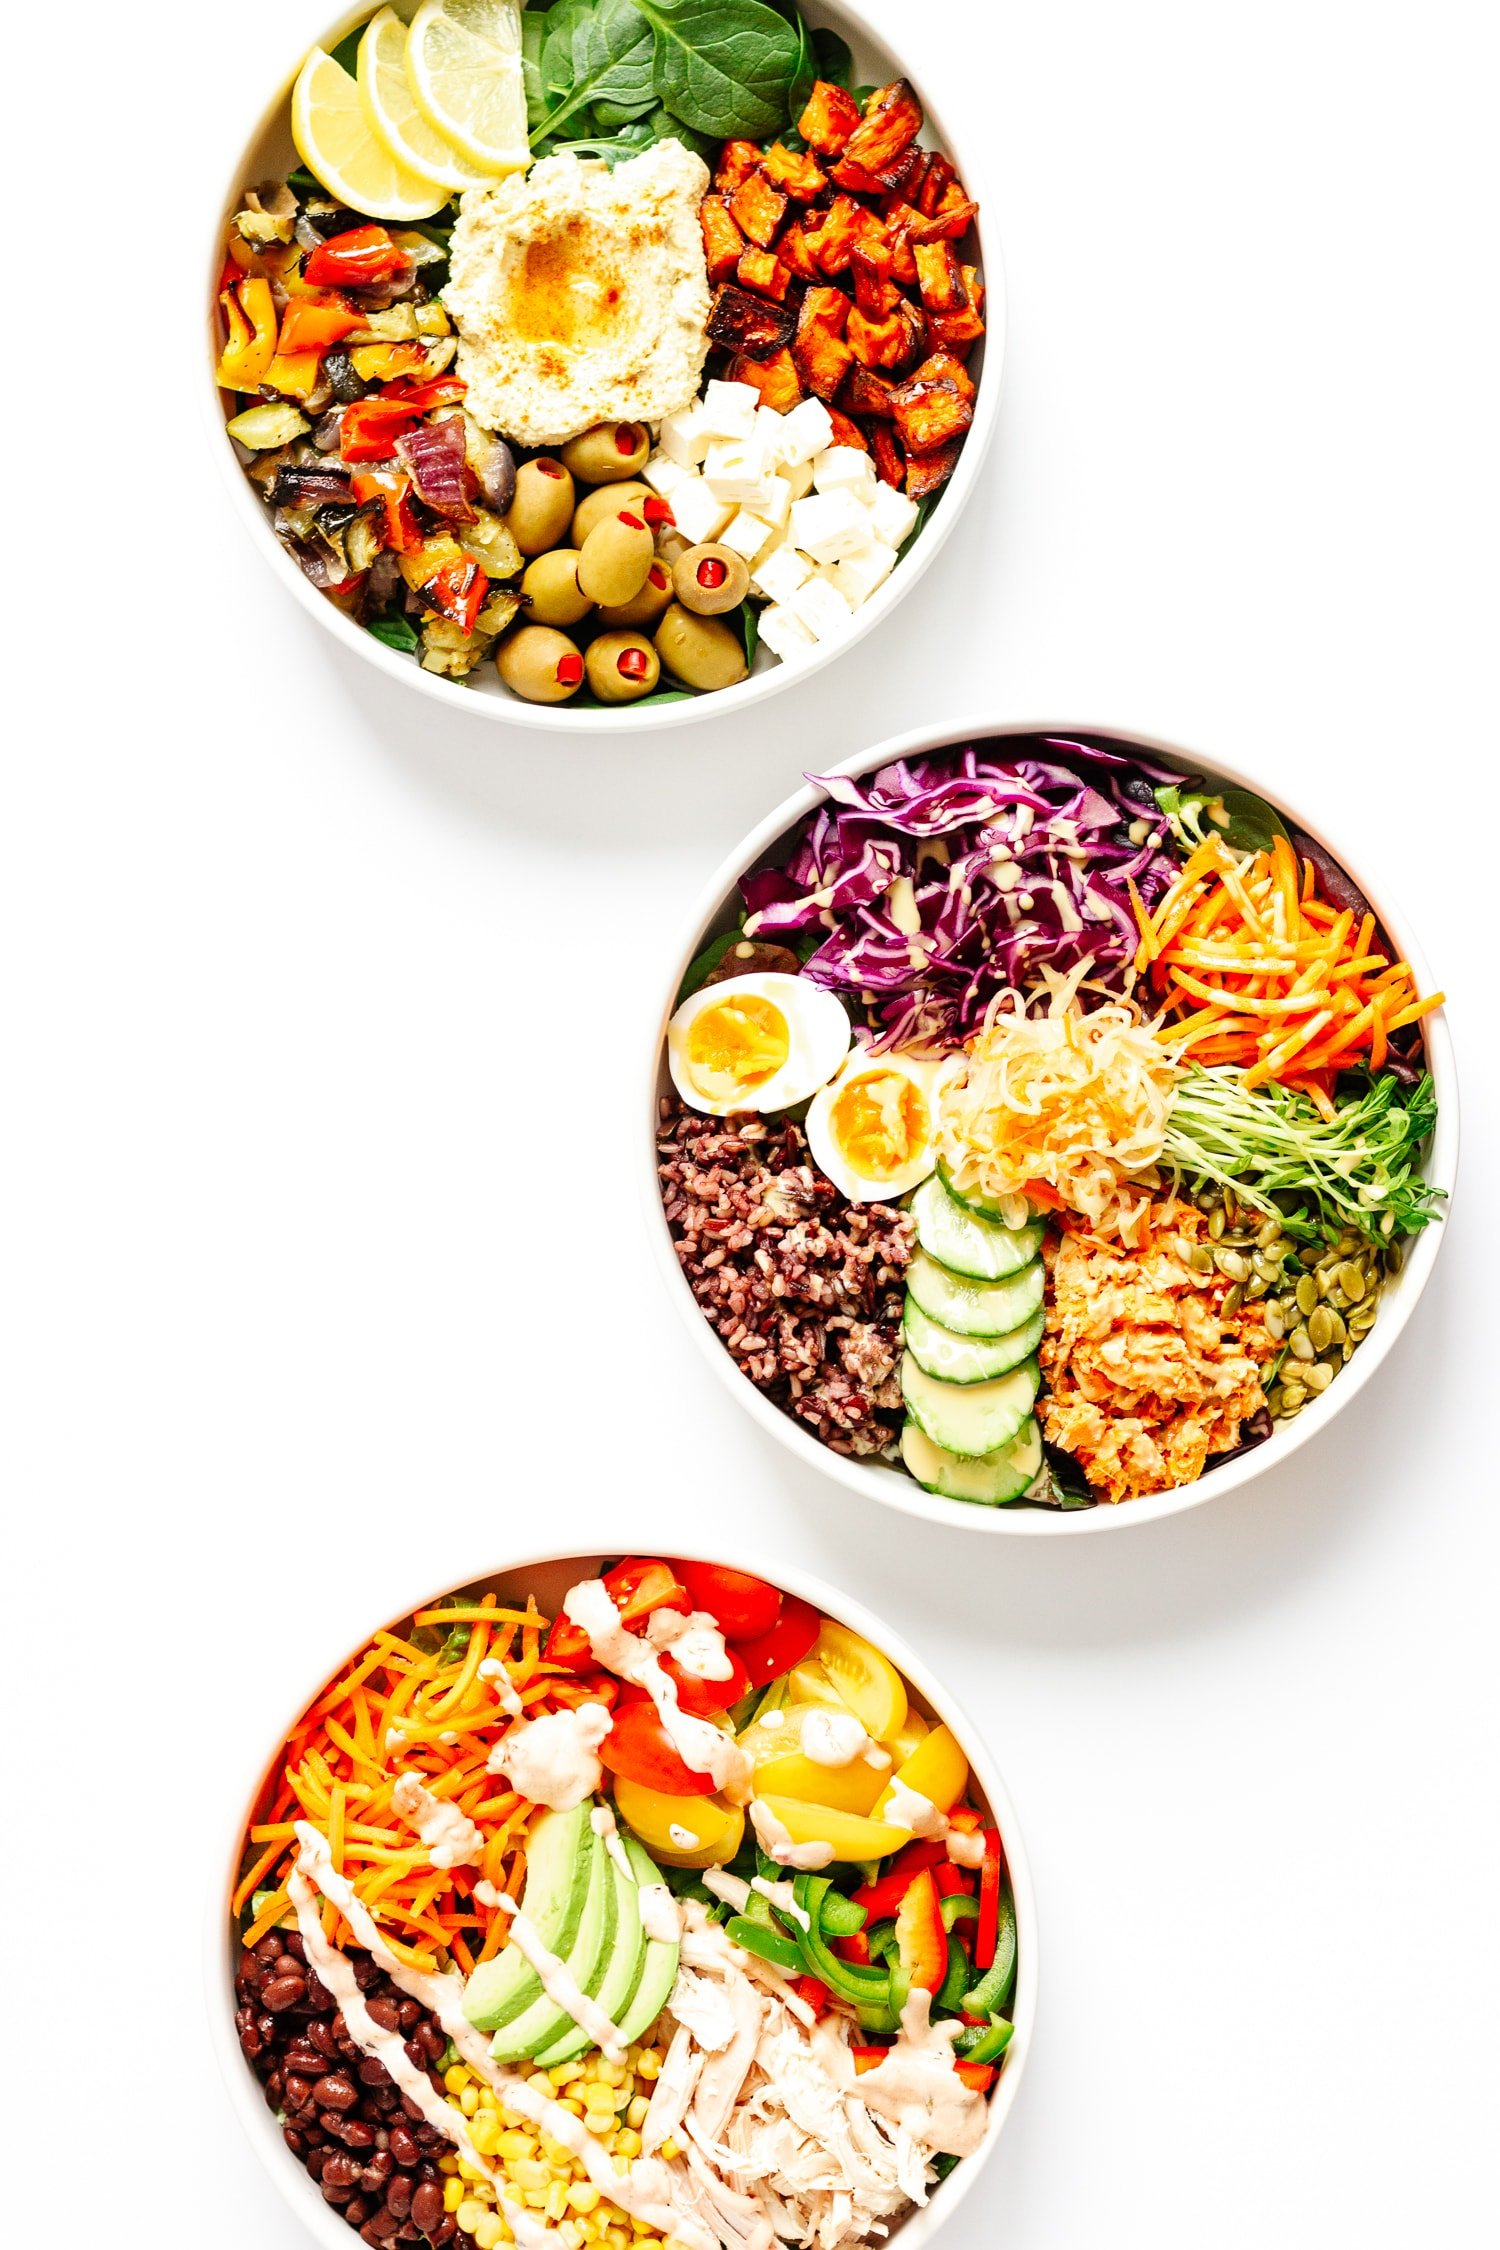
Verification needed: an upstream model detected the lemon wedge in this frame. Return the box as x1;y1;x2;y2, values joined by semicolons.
359;6;501;190
406;0;529;174
292;45;451;222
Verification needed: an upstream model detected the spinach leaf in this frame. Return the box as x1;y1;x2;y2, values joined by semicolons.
736;598;760;666
1155;778;1290;857
367;614;421;655
636;0;801;139
895;492;935;563
677;925;744;1001
330;24;364;75
788;11;817;119
538;0;658;142
811;26;854;89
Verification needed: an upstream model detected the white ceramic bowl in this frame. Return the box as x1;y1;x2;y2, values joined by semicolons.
207;1545;1037;2248
644;719;1459;1534
203;0;1004;734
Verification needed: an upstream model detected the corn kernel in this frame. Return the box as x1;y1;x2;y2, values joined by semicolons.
636;2052;661;2081
557;2097;585;2118
559;2227;585;2250
658;2138;680;2162
469;2115;500;2157
498;2130;534;2165
584;2107;616;2136
474;2219;505;2250
445;2066;470;2093
568;2185;601;2216
545;2182;570;2222
542;2137;576;2168
511;2160;549;2192
458;2159;487;2184
613;2130;642;2161
551;2059;585;2086
457;2201;487;2235
439;2155;459;2175
460;2084;481;2116
443;2180;465;2215
625;2096;649;2131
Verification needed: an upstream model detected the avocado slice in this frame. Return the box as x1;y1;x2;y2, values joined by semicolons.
463;1801;594;2032
535;1840;647;2066
489;1824;616;2064
613;1836;682;2047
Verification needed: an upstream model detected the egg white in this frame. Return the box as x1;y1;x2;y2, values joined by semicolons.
806;1049;951;1202
667;972;852;1116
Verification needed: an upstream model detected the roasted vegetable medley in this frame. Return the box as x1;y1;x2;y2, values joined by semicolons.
656;737;1446;1509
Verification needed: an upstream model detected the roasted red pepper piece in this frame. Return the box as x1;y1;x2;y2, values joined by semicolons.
428;558;488;634
542;1558;689;1672
304;224;409;290
352;467;421;552
340;397;420;462
894;1868;948;1994
277;296;363;356
380;374;466;409
974;1829;1004;1971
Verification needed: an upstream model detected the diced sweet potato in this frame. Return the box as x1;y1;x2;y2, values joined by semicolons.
847;300;924;374
890;152;931;213
798;79;861;157
730;169;789;249
910;195;980;245
914;239;966;315
852;252;901;322
890;373;974;454
715;140;765;194
908;348;976;402
730;348;803;414
842;364;897;418
776;218;820;280
700;195;747;284
800;285;851;339
882;203;922;288
843;79;924;173
871;424;906;490
706;283;797;361
737;246;791;302
825;406;870;453
831;144;923;198
761;142;828;200
926;270;986;351
793;293;855;399
805;195;865;276
906;441;961;500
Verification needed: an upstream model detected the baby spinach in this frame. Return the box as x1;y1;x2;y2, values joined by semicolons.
535;0;658;143
366;614;421;654
811;26;854;89
1155;778;1290;857
635;0;801;139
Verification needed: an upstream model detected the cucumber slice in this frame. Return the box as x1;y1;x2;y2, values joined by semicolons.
901;1417;1044;1504
936;1160;1036;1230
905;1249;1045;1339
912;1174;1044;1282
899;1353;1040;1457
904;1300;1045;1384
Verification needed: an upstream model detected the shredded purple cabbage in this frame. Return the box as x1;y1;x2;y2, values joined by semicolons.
741;742;1180;1048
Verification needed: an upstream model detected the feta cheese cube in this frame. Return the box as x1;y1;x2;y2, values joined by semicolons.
642;451;691;498
790;490;875;565
830;540;899;608
813;445;877;498
755;406;789;461
782;452;817;501
669;475;735;546
658;402;710;469
751;545;812;603
870;483;921;549
790;574;855;641
702;438;774;507
721;510;776;563
757;473;793;529
776;397;836;467
757;604;818;661
698;379;760;439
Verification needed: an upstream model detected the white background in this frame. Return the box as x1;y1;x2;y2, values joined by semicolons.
7;0;1498;2244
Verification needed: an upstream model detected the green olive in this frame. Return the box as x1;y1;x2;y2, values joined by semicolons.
584;631;662;704
505;459;576;556
521;549;592;628
576;506;655;606
572;479;652;547
672;542;750;617
654;603;750;693
496;623;584;704
560;420;652;485
596;559;676;631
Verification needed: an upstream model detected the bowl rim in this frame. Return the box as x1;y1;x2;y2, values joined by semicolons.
200;0;1007;736
204;1541;1038;2250
641;714;1461;1535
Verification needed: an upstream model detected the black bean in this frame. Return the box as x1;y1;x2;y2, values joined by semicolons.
315;2073;359;2112
388;2125;420;2168
409;2180;444;2235
365;1998;401;2033
385;2175;413;2218
264;1974;308;2012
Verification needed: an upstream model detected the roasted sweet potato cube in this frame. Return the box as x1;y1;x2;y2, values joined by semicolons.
917;154;956;218
842;364;897;418
825;406;870;453
843;79;924;173
847;300;924;374
793;321;855;401
906;441;961;500
926;271;986;351
730;169;789;250
914;239;966;315
800;284;851;338
700;195;747;284
731;348;803;414
911;194;980;245
715;140;765;194
883;203;922;288
806;195;865;276
852;251;901;321
798;79;861;157
909;348;976;402
831;144;923;198
891;152;931;214
871;423;906;490
737;246;791;302
776;218;820;280
890;373;974;455
706;283;797;361
761;142;827;200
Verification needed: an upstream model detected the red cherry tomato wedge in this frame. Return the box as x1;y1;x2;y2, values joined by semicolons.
597;1699;717;1795
674;1561;782;1642
729;1593;821;1688
543;1558;688;1673
617;1643;751;1719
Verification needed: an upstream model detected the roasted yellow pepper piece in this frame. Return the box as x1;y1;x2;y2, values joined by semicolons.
214;275;278;390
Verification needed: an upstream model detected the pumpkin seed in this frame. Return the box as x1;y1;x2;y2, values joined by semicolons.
1217;1250;1249;1283
1256;1219;1282;1249
1295;1276;1319;1319
1223;1282;1244;1316
1305;1361;1334;1393
1189;1244;1214;1274
1264;1302;1286;1340
1339;1260;1367;1301
1245;1275;1267;1301
1208;1206;1225;1239
1289;1327;1316;1362
1277;1382;1307;1415
1325;1309;1347;1345
1308;1306;1335;1353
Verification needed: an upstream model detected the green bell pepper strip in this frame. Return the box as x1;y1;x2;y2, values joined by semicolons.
855;2002;902;2034
867;1919;898;1965
791;1875;894;2010
935;1933;970;2014
816;1890;868;1937
961;1889;1016;2016
726;1915;803;1973
940;1894;979;1932
955;2014;1014;2064
886;1961;910;2018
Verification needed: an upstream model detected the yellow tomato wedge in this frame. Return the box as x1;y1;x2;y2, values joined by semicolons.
883;1708;931;1764
785;1657;851;1711
757;1797;914;1863
738;1709;886;1818
799;1623;907;1742
874;1723;969;1820
611;1776;743;1869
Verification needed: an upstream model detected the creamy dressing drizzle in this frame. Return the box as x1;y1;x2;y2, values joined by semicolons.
702;1868;751;1914
391;1773;485;1869
487;1701;613;1810
638;1882;682;1945
477;1655;526;1718
562;1579;751;1802
750;1875;810;1930
495;1892;627;2063
644;1607;734;1682
800;1708;875;1770
882;1778;948;1840
499;2198;569;2249
946;1828;987;1869
590;1801;635;1882
853;1990;988;2158
749;1798;834;1871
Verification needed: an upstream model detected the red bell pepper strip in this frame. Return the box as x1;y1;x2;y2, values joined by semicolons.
974;1829;1003;1972
277;296;362;356
850;1840;948;1924
792;1976;831;2019
849;2046;887;2075
304;224;409;291
894;1868;947;1994
832;1929;871;1967
934;1863;970;1900
954;2061;996;2093
340;397;421;462
543;1558;689;1672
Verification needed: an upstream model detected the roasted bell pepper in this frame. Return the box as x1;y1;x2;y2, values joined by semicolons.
261;347;325;401
304;224;409;291
351;468;421;553
974;1828;1004;1971
381;373;467;411
215;276;278;389
428;559;487;634
348;340;433;383
277;296;363;356
543;1558;689;1672
340;397;421;461
894;1868;947;1994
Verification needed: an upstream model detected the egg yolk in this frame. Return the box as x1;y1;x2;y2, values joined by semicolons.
686;994;791;1103
829;1070;930;1178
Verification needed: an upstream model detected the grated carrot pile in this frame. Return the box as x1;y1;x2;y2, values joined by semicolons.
1133;834;1443;1108
234;1592;558;1972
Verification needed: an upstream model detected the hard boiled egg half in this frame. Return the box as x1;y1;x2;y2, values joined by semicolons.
806;1047;950;1202
668;973;852;1116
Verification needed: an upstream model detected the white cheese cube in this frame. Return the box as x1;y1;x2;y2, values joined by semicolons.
830;540;899;608
669;475;735;545
755;406;789;461
752;545;812;603
642;452;691;498
790;574;855;641
703;439;773;507
757;604;818;661
721;510;776;563
870;483;921;549
783;453;817;501
756;474;793;529
776;397;836;467
699;379;761;439
658;402;710;469
813;445;877;498
789;490;875;565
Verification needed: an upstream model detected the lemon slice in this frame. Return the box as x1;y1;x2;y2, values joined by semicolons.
359;6;500;190
406;0;529;174
292;45;451;223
